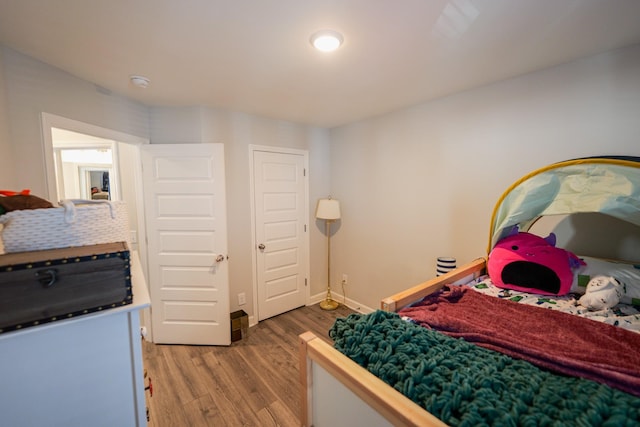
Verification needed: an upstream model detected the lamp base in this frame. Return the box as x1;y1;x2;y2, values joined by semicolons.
319;298;339;311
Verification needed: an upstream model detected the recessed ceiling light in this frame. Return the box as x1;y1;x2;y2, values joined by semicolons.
310;30;343;52
130;75;150;88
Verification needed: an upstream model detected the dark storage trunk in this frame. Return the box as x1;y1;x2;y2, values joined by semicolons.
0;242;132;333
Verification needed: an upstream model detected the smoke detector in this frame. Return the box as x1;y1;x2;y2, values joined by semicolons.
130;75;150;88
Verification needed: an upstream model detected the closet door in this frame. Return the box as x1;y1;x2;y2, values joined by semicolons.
253;149;308;320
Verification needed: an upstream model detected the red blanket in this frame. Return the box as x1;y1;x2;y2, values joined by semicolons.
398;286;640;397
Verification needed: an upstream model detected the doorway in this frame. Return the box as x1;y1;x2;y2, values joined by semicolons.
48;128;120;201
41;114;147;252
41;113;151;334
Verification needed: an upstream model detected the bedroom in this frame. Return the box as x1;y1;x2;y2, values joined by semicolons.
0;1;640;425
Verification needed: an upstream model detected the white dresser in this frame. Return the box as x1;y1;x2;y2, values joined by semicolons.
0;252;151;427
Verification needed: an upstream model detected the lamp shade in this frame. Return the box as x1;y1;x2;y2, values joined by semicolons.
315;198;341;220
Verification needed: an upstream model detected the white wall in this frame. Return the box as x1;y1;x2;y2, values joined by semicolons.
1;47;149;197
329;44;640;310
0;48;16;188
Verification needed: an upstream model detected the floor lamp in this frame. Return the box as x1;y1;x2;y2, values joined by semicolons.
316;197;341;311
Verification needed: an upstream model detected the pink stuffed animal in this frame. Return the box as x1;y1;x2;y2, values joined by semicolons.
488;229;585;296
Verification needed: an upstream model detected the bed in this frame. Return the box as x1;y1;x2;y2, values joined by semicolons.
299;156;640;426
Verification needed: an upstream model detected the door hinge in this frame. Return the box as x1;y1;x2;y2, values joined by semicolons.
305;278;308;287
304;224;307;232
303;168;306;177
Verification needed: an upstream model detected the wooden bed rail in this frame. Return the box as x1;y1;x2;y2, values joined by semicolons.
298;258;486;426
299;331;446;427
380;257;487;312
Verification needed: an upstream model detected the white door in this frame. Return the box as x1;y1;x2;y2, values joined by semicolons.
142;144;230;345
253;150;308;321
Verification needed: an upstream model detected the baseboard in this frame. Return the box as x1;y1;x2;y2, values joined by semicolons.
248;315;257;328
309;291;375;314
245;292;375;330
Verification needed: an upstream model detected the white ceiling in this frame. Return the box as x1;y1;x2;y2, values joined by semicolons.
1;0;640;128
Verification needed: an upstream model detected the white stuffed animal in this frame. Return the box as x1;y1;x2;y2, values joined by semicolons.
578;275;625;310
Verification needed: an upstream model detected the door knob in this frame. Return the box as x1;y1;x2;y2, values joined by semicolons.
215;254;225;263
258;243;266;250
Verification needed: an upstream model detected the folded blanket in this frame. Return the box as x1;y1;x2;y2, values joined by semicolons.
398;286;640;397
330;310;640;426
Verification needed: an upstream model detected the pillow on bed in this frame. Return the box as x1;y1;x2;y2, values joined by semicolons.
573;256;640;306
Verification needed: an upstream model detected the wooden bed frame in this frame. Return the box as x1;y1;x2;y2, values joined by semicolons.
299;257;487;427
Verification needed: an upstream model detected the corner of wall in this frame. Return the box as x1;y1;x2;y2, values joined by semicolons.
0;46;17;188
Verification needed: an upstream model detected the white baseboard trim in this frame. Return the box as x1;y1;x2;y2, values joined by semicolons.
308;291;375;314
247;292;375;329
248;315;257;328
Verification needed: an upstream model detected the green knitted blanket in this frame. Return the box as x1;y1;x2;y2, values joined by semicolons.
329;311;640;426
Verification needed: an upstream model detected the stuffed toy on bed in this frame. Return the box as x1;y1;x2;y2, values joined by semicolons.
487;228;585;296
578;275;626;310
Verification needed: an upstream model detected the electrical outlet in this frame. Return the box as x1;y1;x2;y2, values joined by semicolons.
342;274;348;285
238;292;246;306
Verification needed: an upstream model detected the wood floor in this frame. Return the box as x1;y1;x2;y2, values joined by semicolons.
142;303;355;427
